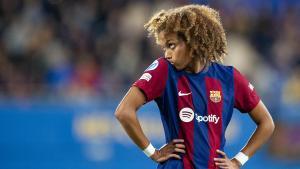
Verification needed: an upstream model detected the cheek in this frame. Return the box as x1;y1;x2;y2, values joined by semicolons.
173;52;189;69
176;47;190;63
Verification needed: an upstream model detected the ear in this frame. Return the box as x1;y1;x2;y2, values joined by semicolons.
189;47;195;58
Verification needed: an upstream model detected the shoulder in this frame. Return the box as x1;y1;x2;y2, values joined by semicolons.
211;62;233;72
209;62;234;80
133;57;170;102
145;57;169;72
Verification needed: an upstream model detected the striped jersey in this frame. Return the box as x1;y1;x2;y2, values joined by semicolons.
133;57;260;169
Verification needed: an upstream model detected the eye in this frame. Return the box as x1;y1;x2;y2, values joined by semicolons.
167;43;176;50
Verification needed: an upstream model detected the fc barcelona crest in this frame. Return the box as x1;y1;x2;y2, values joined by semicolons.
209;90;221;103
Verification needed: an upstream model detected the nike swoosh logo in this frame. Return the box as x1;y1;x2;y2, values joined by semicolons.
178;91;192;96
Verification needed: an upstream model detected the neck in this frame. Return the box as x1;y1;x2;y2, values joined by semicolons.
185;57;205;73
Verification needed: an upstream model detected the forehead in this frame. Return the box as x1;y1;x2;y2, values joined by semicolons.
157;31;178;46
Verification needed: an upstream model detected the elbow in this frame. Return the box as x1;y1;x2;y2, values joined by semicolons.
269;119;275;135
114;105;132;123
267;114;275;134
262;117;275;136
114;108;124;122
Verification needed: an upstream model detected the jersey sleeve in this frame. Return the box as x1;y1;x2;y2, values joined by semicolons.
233;68;260;113
133;57;169;102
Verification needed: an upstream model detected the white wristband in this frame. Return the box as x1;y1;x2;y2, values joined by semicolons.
143;143;156;157
234;152;249;166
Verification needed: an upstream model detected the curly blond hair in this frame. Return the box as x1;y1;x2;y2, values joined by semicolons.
144;4;227;64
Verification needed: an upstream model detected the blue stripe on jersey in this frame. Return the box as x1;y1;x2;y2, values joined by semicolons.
186;73;210;169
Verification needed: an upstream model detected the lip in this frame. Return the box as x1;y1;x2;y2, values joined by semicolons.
168;61;174;64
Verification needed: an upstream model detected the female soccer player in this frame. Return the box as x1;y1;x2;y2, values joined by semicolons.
115;4;274;169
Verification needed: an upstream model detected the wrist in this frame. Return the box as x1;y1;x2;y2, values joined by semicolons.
150;149;159;161
233;152;249;166
231;158;242;167
143;143;156;157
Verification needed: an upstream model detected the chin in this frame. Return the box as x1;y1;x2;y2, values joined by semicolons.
169;62;184;70
174;65;185;70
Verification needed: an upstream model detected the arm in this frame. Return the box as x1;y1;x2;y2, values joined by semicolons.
240;100;275;157
115;86;149;149
215;101;275;168
115;86;185;162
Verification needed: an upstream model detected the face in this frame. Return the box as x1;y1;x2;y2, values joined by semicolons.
157;31;192;70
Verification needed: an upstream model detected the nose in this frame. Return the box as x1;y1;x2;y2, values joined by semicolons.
164;50;172;60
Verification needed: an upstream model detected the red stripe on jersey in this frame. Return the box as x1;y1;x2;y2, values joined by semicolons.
205;77;223;169
177;76;195;169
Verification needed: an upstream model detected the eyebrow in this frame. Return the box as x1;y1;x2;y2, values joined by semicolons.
165;40;171;45
165;39;176;45
158;38;176;47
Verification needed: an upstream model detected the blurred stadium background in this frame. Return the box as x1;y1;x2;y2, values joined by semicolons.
0;0;299;169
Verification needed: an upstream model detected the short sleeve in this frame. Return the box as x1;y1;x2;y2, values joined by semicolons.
233;68;260;113
133;57;169;102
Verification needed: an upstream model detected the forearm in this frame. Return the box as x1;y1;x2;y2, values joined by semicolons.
241;121;274;157
116;110;150;150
